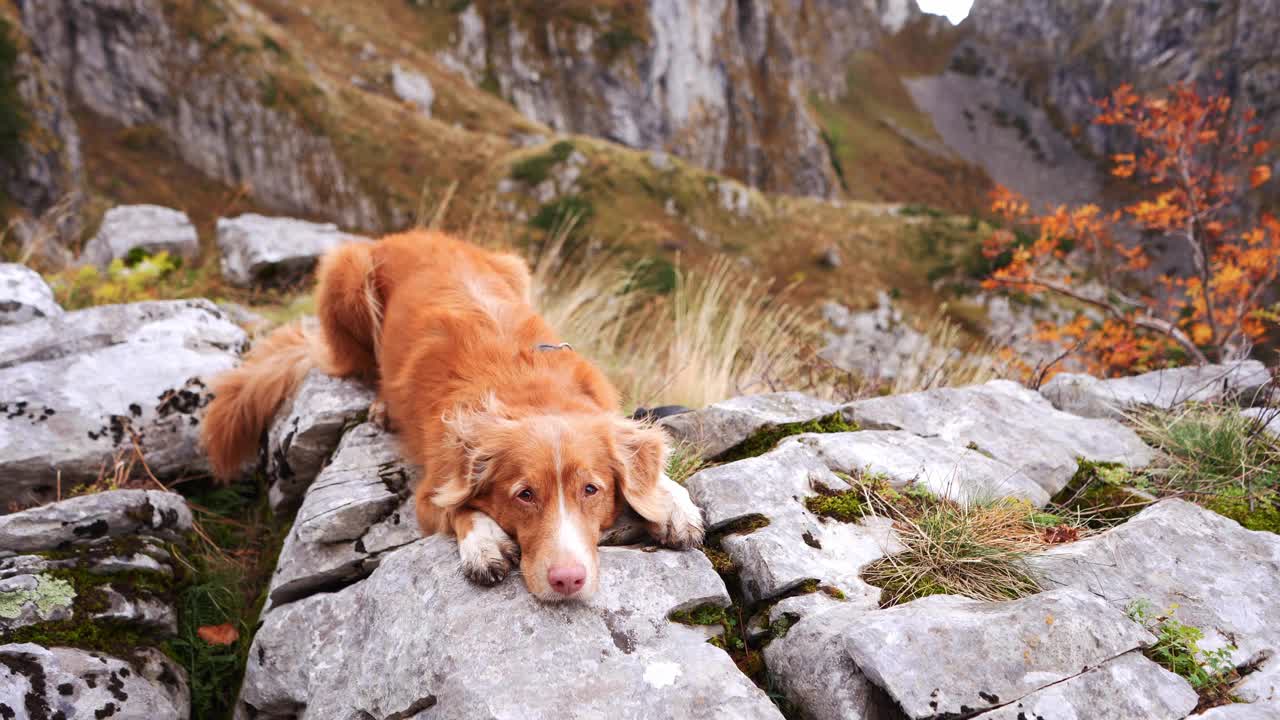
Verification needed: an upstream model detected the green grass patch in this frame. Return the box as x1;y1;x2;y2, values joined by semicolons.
717;413;858;462
510;140;575;186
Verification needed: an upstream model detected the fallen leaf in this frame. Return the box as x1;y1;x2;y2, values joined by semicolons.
1250;165;1271;189
1042;525;1080;544
197;623;239;646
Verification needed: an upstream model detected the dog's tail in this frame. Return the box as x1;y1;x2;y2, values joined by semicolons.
201;321;325;481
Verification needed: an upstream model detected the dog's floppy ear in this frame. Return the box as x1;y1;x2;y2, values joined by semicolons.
610;418;671;523
434;399;516;510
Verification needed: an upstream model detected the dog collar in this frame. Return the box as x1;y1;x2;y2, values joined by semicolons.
535;342;573;352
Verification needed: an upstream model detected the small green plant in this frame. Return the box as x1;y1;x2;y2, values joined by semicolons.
46;252;182;309
1126;600;1239;701
510;140;576;185
665;441;706;485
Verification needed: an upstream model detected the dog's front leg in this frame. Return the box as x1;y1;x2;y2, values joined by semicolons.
643;475;705;550
452;509;520;586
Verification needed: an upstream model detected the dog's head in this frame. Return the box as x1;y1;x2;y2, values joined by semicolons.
436;404;668;602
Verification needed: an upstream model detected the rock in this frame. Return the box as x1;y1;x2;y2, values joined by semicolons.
266;370;376;513
842;380;1154;496
0;644;189;720
390;63;435;116
90;584;176;633
240;537;782;720
820;294;942;385
0;263;62;326
215;301;269;333
216;214;367;288
841;589;1157;718
1189;704;1280;720
0;573;75;631
1041;361;1273;419
1034;500;1280;693
685;442;901;604
266;423;419;606
1242;407;1279;439
80;205;199;268
970;651;1197;720
793;430;1050;505
0;300;246;508
0;490;192;552
660;392;838;459
818;246;842;268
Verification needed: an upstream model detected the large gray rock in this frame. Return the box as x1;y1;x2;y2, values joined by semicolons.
0;263;62;326
1034;500;1280;702
1042;361;1273;419
0;299;246;508
266;423;419;607
685;442;901;605
660;392;838;459
842;380;1154;496
0;489;192;553
266;370;376;513
970;651;1197;720
793;430;1050;505
841;589;1157;718
0;644;189;720
80;205;199;268
216;214;366;288
240;537;783;720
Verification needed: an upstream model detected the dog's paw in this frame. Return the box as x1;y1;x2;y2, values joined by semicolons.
458;515;519;586
649;476;705;549
368;399;393;431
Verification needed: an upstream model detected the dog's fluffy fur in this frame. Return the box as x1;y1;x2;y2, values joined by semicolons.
201;230;704;601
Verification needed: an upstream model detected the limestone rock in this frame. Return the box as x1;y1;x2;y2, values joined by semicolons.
266;370;376;513
819;294;942;385
842;589;1155;718
0;264;62;326
0;573;75;631
0;644;189;720
660;392;838;459
685;443;901;605
842;380;1154;496
266;423;419;606
1034;500;1280;692
239;537;782;720
1189;704;1280;720
1242;407;1279;439
792;430;1050;505
390;63;435;116
0;300;246;508
970;651;1197;720
216;214;366;288
80;205;199;268
0;490;192;553
1042;361;1273;419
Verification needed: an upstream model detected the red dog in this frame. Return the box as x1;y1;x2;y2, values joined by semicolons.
201;230;704;601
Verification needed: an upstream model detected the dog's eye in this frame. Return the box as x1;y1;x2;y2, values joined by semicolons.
516;488;534;503
584;484;599;497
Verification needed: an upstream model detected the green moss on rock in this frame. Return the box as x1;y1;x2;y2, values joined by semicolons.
1204;491;1280;534
0;574;77;621
668;604;729;626
718;412;858;462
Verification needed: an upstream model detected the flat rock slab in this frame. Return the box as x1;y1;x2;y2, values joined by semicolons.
81;205;199;268
216;214;366;287
970;651;1196;720
267;423;418;606
0;299;247;508
1041;361;1272;419
0;489;192;553
685;443;900;604
764;602;891;720
1033;499;1280;701
240;537;783;720
842;380;1153;496
661;391;838;459
0;644;189;720
1189;702;1280;719
792;430;1050;505
842;589;1154;718
0;263;62;326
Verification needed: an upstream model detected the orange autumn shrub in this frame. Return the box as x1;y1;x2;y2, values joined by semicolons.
983;83;1279;376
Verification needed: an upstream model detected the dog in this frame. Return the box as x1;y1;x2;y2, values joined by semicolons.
200;230;704;601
